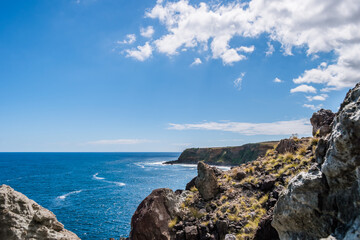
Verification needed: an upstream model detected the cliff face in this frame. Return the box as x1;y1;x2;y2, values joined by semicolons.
0;184;80;240
272;82;360;240
166;141;278;166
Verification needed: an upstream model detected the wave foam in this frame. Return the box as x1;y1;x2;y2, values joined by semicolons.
57;190;82;200
93;173;105;180
92;173;125;187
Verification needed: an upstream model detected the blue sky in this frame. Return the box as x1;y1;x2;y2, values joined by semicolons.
0;0;358;152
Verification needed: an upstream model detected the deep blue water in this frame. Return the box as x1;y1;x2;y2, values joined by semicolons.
0;152;201;240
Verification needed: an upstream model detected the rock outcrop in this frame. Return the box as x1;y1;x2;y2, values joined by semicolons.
130;188;189;240
275;138;298;154
165;141;278;166
272;82;360;240
0;184;79;240
310;109;335;137
195;162;219;201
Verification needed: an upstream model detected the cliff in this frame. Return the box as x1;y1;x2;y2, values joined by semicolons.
0;184;80;240
165;141;278;166
130;82;360;240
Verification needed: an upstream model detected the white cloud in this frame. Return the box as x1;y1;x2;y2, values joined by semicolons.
131;0;360;90
303;104;323;110
266;42;275;56
87;139;152;145
274;77;283;83
234;73;245;90
191;57;202;66
306;94;328;101
140;26;155;38
125;42;153;61
290;84;317;93
117;34;136;44
236;45;255;53
168;119;312;136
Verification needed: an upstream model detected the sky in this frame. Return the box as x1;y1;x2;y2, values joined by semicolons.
0;0;359;152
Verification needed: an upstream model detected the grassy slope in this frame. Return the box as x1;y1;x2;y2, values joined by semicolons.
168;141;279;166
169;137;318;240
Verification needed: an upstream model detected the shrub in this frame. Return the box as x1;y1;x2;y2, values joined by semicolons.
189;207;205;219
168;216;178;228
311;138;319;146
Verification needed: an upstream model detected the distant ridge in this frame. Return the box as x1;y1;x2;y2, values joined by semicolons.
165;141;278;166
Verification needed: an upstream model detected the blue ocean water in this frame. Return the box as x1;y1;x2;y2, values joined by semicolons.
0;152;201;239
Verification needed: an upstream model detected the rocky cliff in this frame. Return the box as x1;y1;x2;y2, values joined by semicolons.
0;184;79;240
130;136;316;240
130;82;360;240
165;141;278;166
272;82;360;240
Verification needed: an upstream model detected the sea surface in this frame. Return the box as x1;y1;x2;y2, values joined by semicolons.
0;152;225;239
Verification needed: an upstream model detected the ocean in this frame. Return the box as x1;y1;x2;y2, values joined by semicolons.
0;152;206;239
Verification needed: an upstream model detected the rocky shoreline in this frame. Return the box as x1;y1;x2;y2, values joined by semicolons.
1;82;360;240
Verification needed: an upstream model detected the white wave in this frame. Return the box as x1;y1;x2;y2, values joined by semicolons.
92;173;125;187
113;182;126;186
172;163;231;171
57;190;82;200
134;163;145;168
176;164;198;168
216;166;231;171
93;173;105;180
145;161;166;165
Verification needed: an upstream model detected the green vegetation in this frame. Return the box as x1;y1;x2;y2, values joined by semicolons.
173;137;317;240
168;216;178;228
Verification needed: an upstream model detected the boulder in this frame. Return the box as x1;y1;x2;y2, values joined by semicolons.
130;188;189;240
0;184;79;240
272;168;332;239
184;225;198;240
275;138;298;154
216;220;228;239
310;109;335;137
234;170;246;181
225;234;237;240
195;162;219;201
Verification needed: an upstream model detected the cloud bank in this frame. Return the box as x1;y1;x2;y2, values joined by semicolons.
123;0;360;92
168;119;312;136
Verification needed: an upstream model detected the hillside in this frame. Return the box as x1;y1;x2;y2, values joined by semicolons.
130;83;360;240
165;141;279;166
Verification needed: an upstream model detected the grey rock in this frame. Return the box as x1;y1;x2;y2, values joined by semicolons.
310;109;335;137
0;184;80;240
195;162;219;201
216;220;228;239
184;225;198;240
272;169;332;239
275;138;298;154
273;82;360;240
225;234;236;240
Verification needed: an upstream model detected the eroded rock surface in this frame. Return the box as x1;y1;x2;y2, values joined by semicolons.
273;82;360;240
130;188;189;240
195;162;219;201
275;138;298;154
310;109;335;137
0;184;79;240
